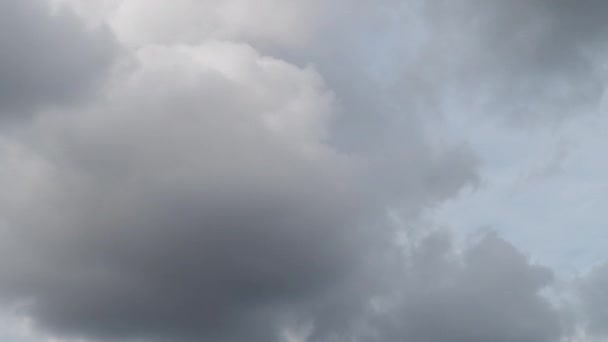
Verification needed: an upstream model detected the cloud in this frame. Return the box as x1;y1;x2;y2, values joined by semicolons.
0;15;483;342
357;232;563;342
389;0;608;124
0;41;366;341
1;1;603;342
55;0;323;49
0;0;117;118
579;263;608;338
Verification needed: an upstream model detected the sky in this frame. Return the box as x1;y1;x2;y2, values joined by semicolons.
0;0;607;341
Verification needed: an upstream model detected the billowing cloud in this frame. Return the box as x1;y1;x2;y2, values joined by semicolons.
53;0;323;49
359;232;562;342
0;41;362;341
0;0;604;341
0;33;476;340
0;0;117;118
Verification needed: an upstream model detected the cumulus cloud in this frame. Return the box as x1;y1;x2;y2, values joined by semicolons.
54;0;323;49
0;0;117;118
0;40;367;341
0;0;603;341
0;28;478;339
579;263;608;338
360;232;563;342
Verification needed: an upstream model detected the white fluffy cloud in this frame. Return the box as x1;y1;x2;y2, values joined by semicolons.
53;0;323;48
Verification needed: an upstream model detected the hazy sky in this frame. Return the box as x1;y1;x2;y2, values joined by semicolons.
0;1;607;341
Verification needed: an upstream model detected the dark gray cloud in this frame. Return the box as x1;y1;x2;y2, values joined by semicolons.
276;231;565;342
579;262;608;337
0;0;117;117
358;232;563;342
0;43;362;341
0;41;478;341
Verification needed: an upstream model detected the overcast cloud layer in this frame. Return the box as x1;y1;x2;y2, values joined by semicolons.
0;1;606;341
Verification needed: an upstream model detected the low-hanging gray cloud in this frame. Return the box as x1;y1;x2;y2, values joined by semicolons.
359;232;563;342
0;0;117;118
579;262;608;338
0;39;478;341
0;1;604;341
0;42;366;341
